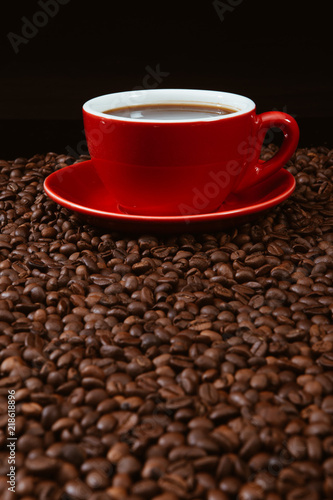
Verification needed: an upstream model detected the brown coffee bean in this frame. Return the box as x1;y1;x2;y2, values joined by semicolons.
86;469;110;489
187;428;220;453
26;456;59;474
51;417;77;432
219;476;243;496
238;482;265;500
141;457;169;479
322;395;333;413
307;436;322;462
107;442;130;463
287;436;307;459
116;455;141;475
250;373;268;390
239;434;261;459
198;382;219;405
207;489;229;500
96;413;117;432
158;474;188;497
158;432;185;449
64;479;93;499
131;479;160;497
17;434;43;453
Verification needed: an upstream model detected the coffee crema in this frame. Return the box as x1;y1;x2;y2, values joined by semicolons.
103;103;238;120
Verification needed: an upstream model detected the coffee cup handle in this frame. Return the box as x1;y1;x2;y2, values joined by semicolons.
233;111;299;193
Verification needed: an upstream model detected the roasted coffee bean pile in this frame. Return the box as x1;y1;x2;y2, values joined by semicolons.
0;146;333;500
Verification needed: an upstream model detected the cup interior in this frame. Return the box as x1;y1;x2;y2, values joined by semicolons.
83;89;255;123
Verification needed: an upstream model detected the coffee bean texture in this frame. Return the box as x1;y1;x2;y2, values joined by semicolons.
0;145;333;499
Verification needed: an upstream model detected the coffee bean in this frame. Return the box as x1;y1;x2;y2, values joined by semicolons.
219;476;243;496
198;382;219;405
158;474;189;497
141;457;169;479
26;456;59;474
238;482;265;500
107;442;130;464
287;436;307;459
64;479;93;499
207;489;229;500
17;434;44;453
96;413;117;432
187;428;220;453
86;469;110;489
116;456;141;476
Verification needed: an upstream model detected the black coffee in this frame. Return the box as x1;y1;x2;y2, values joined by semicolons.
103;103;237;120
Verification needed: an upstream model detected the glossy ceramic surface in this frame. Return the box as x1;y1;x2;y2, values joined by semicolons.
44;160;296;233
83;89;299;216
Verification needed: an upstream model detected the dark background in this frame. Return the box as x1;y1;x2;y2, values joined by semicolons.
0;0;332;160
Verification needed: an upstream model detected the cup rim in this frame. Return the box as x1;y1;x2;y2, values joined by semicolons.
82;88;256;123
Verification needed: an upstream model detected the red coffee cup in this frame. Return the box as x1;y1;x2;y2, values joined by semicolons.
83;89;299;216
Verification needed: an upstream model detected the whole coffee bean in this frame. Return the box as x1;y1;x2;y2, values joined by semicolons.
17;434;43;453
195;472;217;490
207;489;229;500
198;383;219;405
25;456;59;474
86;469;110;489
239;434;261;459
168;445;206;461
64;479;93;499
96;414;117;432
117;456;141;475
287;436;307;459
238;482;265;500
187;428;220;453
219;476;243;496
141;457;169;479
322;395;333;413
179;367;200;394
158;432;185;449
158;474;188;497
118;479;151;498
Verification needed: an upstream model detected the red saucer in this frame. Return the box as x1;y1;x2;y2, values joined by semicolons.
44;160;295;233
